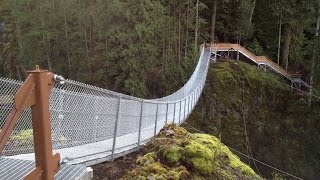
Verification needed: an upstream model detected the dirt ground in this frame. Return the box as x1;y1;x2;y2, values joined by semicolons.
91;150;141;180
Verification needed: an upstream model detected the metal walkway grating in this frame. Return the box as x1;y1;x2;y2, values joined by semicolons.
0;157;90;180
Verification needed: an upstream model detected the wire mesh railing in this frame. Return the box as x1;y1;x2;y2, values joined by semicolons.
0;46;211;165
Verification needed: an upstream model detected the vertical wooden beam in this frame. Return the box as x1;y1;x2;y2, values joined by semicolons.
25;66;60;180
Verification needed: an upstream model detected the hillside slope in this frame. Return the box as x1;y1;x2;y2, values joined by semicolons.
187;61;320;179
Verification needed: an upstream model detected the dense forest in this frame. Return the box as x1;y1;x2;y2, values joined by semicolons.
0;0;320;178
1;0;319;99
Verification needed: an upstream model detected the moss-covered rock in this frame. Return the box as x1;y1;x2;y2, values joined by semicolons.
122;125;260;180
160;144;182;165
192;133;257;177
184;141;214;175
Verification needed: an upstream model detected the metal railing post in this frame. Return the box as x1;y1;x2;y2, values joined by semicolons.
237;51;240;61
189;95;192;114
138;100;143;146
189;94;193;109
191;94;194;110
111;94;121;161
93;96;98;141
191;93;194;109
154;103;158;136
184;98;187;120
165;102;169;124
194;92;196;107
173;102;176;124
195;89;198;104
187;96;190;116
178;101;182;125
214;47;218;62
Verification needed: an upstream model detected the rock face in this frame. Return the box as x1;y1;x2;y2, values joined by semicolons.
122;125;260;180
187;61;320;179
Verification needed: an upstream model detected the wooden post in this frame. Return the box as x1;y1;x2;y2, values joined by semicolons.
0;65;61;180
25;65;60;180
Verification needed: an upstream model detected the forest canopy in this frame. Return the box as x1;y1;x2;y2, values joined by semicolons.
0;0;319;98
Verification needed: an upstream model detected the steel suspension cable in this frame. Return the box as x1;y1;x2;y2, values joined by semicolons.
182;122;303;180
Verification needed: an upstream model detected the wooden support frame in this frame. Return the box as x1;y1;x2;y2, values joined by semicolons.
0;65;61;180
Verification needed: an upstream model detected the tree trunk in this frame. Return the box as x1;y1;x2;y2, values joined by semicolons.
245;0;256;39
210;0;217;43
308;10;320;107
178;5;181;65
90;16;94;55
282;27;292;70
40;6;52;71
248;0;255;27
168;3;171;62
52;0;55;9
84;28;92;78
16;66;21;80
184;4;189;58
195;0;199;46
64;8;71;76
277;14;282;65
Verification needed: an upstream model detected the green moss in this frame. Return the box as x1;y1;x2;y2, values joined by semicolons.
144;162;167;174
160;144;182;165
192;133;257;178
184;141;214;175
122;125;260;179
224;145;256;176
137;152;157;165
192;133;220;151
10;129;33;144
59;136;67;144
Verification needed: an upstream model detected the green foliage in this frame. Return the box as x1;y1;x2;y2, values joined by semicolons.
184;141;214;174
10;129;33;144
0;0;206;98
160;144;182;165
247;39;264;55
193;134;257;177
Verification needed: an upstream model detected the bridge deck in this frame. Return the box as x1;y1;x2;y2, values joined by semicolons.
0;157;91;180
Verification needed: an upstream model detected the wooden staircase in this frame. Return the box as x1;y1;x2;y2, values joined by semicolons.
210;43;312;90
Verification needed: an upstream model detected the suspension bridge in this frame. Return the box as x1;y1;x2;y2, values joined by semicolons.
0;43;308;179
